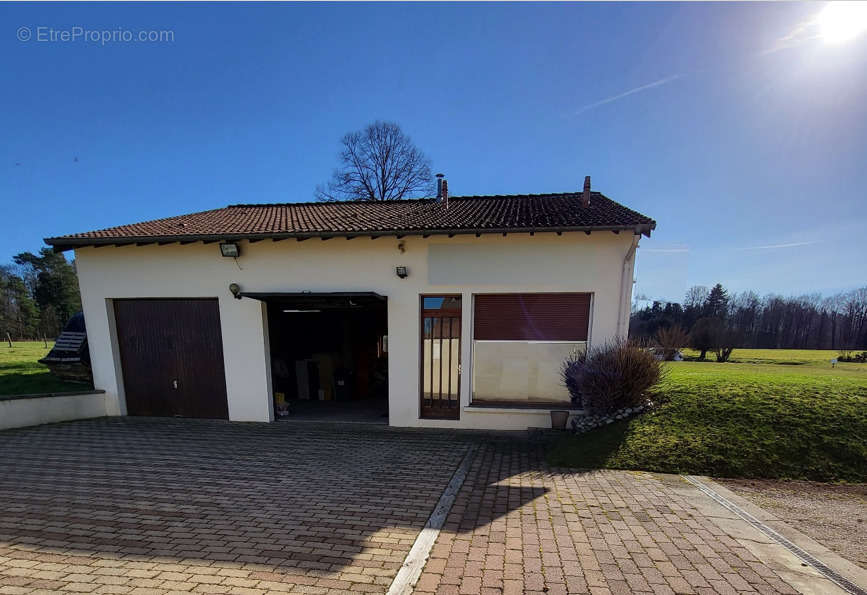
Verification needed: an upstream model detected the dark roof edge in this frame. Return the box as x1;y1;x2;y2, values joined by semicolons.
227;191;604;208
45;222;656;252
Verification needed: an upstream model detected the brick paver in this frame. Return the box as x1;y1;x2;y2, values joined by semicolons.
0;419;840;594
414;441;806;595
0;418;472;594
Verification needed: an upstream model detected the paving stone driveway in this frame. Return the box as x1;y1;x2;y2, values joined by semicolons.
0;418;472;594
0;419;853;594
414;441;844;595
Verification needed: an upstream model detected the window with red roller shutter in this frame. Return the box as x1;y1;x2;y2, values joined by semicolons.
473;293;591;341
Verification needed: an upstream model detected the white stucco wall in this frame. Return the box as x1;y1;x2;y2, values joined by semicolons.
0;392;106;431
74;231;639;430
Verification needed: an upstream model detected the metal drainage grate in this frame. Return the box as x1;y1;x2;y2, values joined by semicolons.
682;475;866;595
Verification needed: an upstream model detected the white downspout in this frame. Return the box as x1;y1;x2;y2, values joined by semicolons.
617;235;640;339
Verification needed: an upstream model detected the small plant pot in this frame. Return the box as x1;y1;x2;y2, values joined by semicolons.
550;410;569;430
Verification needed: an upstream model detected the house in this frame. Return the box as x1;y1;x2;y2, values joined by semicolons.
45;177;655;430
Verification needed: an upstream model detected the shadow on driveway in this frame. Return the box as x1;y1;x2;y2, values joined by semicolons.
0;417;546;590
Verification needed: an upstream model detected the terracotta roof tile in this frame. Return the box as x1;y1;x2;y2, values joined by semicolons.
45;192;656;250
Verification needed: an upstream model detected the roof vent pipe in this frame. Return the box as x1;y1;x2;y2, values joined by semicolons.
582;176;591;207
436;173;444;201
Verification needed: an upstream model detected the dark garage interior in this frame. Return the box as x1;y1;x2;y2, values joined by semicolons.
262;293;388;423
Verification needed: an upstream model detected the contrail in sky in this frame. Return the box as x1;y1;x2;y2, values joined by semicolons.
574;73;684;115
572;5;834;116
738;240;820;251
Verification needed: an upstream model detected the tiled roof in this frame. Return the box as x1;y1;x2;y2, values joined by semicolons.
45;192;656;250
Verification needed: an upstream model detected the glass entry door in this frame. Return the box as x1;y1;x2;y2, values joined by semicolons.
420;295;461;419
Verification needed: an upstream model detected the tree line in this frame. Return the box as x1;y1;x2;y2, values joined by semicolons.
631;283;867;353
0;248;81;340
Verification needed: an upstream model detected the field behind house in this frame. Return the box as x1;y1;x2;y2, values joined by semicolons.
548;348;867;482
682;347;851;366
0;341;88;396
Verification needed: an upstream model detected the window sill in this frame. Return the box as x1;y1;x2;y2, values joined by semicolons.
465;402;584;415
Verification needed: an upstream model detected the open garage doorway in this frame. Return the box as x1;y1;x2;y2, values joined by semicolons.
256;293;388;424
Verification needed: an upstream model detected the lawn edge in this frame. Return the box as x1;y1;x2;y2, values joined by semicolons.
0;389;103;401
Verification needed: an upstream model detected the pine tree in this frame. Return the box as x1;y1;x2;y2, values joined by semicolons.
13;249;81;336
704;283;729;320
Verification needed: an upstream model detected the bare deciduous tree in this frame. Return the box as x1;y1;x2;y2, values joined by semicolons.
655;325;688;361
684;285;709;309
315;121;434;201
689;317;722;360
714;326;742;362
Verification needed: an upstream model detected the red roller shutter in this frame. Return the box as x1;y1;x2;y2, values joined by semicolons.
473;293;591;341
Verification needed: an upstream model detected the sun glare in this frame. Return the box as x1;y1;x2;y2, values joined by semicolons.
818;1;867;43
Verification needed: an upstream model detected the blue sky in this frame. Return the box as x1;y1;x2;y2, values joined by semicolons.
2;2;865;304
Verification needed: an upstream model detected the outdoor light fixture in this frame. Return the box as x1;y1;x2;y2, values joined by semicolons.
229;283;242;299
395;266;409;279
220;242;240;258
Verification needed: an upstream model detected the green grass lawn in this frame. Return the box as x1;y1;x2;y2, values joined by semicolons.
682;348;850;366
547;350;867;482
0;341;90;396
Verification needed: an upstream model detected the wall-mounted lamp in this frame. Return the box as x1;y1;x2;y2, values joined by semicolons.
395;266;409;279
229;283;242;299
220;242;240;258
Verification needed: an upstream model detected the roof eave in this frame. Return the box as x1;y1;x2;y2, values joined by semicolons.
44;222;655;252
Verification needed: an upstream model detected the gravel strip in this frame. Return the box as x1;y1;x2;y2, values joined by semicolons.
720;478;867;568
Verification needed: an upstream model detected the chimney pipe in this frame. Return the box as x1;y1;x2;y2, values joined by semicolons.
582;176;591;207
436;173;444;201
442;179;449;208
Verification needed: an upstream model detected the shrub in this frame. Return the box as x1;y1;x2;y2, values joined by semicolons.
837;350;867;363
655;325;688;361
561;348;587;407
563;339;664;415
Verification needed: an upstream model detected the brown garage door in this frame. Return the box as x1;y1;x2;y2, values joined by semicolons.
114;299;229;419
